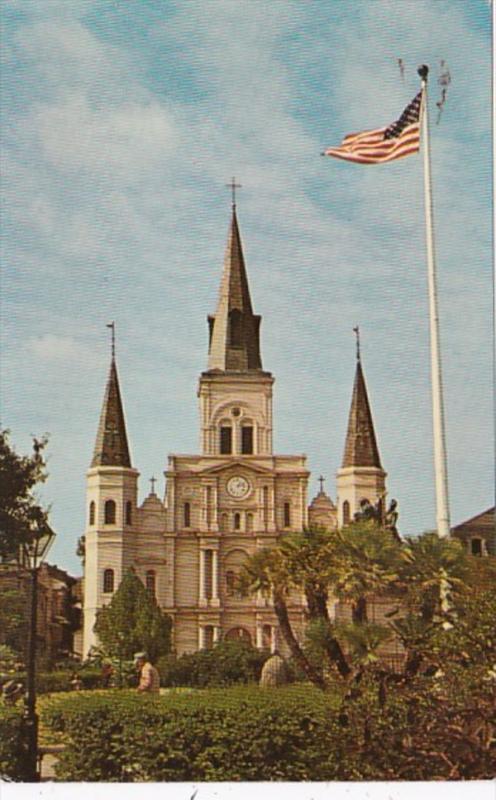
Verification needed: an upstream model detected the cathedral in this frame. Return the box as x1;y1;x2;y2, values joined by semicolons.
82;204;388;658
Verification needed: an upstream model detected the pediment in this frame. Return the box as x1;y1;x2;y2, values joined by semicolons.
198;459;274;477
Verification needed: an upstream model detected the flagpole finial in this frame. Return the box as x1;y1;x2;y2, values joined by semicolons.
418;64;429;81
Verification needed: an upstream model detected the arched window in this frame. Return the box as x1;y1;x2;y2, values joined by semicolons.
343;501;350;526
262;624;272;650
241;425;253;454
104;499;116;525
229;309;243;347
234;512;241;530
471;538;483;556
103;569;114;593
125;501;132;525
246;512;253;533
145;570;156;598
283;502;291;528
89;501;95;526
220;425;232;454
184;502;191;528
204;625;214;650
220;512;229;532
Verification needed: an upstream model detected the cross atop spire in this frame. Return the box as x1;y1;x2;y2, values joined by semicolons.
353;325;361;362
106;322;115;360
225;177;242;209
318;475;326;493
149;476;157;494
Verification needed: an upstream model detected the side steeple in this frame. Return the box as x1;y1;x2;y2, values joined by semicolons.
207;206;262;372
336;328;386;527
341;358;382;470
91;355;132;468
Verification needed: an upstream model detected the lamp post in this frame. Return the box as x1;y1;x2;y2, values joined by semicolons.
20;524;56;782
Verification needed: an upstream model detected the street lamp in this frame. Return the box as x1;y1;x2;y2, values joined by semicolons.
20;523;56;782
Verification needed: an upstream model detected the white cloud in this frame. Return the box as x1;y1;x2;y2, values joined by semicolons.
28;334;100;365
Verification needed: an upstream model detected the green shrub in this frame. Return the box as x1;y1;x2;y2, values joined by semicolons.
0;705;28;781
42;686;345;781
157;640;269;688
41;666;496;782
4;668;103;694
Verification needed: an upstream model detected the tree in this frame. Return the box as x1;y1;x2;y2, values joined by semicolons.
94;570;172;664
0;429;51;561
0;587;28;656
239;546;328;688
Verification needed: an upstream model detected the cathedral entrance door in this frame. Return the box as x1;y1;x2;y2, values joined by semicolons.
225;626;252;644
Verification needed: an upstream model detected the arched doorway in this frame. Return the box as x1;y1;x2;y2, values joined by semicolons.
225;626;252;644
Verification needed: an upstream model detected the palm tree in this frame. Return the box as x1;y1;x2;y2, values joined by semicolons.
279;527;351;677
331;520;403;624
240;547;327;689
399;532;468;623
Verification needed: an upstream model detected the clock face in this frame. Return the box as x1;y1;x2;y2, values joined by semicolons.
227;476;250;499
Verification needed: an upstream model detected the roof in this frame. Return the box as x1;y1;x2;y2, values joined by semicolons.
342;359;382;469
91;358;132;468
207;208;263;371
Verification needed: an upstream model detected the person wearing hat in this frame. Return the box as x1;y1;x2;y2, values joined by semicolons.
134;652;160;694
2;679;23;705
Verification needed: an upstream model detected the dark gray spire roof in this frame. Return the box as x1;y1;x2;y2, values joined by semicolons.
91;358;132;468
207;208;262;371
342;359;382;469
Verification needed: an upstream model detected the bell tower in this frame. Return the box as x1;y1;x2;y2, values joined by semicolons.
198;194;274;458
83;329;139;656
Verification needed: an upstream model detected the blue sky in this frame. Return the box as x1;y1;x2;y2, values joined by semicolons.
1;0;493;577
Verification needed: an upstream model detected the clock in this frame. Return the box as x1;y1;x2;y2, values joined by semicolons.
227;476;250;499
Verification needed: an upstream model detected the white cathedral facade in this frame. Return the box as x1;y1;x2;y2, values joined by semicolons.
82;206;387;658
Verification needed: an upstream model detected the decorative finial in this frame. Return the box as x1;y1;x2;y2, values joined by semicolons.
225;177;242;209
417;64;429;82
353;325;361;362
318;475;325;493
150;476;157;495
106;322;115;360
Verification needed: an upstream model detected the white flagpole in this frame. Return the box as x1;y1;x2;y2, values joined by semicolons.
418;64;451;539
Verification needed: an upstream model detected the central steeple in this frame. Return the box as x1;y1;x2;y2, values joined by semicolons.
207;207;262;371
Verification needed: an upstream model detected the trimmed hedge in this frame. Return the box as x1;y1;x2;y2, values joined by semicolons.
42;686;344;781
0;705;28;781
41;671;496;782
3;669;102;694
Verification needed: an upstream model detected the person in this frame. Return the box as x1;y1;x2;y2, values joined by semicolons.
2;679;23;705
69;672;82;691
134;652;160;694
101;661;114;688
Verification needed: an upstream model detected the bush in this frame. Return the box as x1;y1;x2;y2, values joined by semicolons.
41;665;496;782
0;705;28;781
42;686;345;781
157;640;269;688
3;668;103;694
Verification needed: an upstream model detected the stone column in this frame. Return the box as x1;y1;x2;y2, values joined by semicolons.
256;625;264;649
212;550;219;600
198;626;205;649
199;548;206;603
213;625;221;643
270;626;277;654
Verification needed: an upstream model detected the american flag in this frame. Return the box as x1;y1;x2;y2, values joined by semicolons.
323;91;422;165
